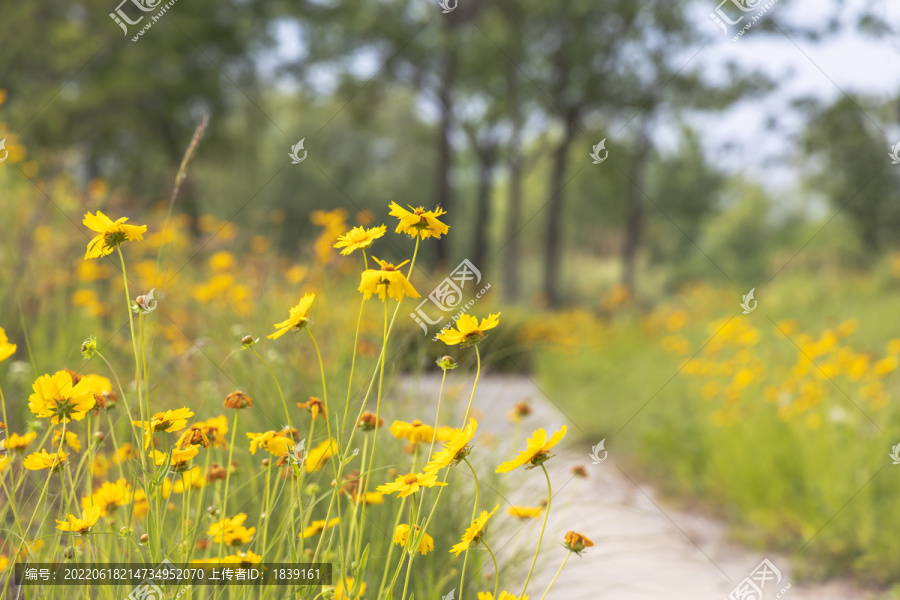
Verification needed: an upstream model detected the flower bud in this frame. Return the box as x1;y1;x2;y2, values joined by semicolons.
241;335;255;346
139;534;149;545
435;355;458;370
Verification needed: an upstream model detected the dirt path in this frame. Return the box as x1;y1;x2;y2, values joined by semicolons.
400;374;883;600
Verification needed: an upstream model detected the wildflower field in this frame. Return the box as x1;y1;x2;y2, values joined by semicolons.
0;136;591;600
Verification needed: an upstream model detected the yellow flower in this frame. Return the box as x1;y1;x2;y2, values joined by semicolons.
24;449;68;471
496;426;566;473
388;202;450;240
208;514;256;546
305;438;337;472
4;431;37;451
197;416;229;448
264;435;292;457
301;517;340;538
56;506;101;535
173;467;207;493
450;504;499;556
354;492;384;505
28;371;95;424
0;454;8;473
246;431;277;455
389;420;435;445
83;211;147;259
82;479;132;516
376;471;447;498
53;429;82;453
334;225;386;255
507;506;543;519
563;530;594;554
424;419;477;473
437;313;501;347
0;327;16;363
358;257;420;302
334;578;366;600
133;408;194;449
153;446;199;470
477;593;528;600
268;293;315;339
393;524;434;555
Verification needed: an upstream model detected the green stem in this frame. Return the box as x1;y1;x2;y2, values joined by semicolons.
218;410;240;560
250;347;292;431
521;464;552;597
482;538;500;600
462;345;481;424
459;458;481;597
538;552;571;600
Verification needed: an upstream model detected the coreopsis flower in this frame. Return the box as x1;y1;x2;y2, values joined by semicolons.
334;578;366;600
176;425;210;449
301;517;340;539
0;453;8;473
297;397;325;421
197;416;229;448
437;313;501;347
376;471;447;499
507;401;532;423
389;420;435;445
207;463;228;483
28;371;95;424
304;438;337;472
80;337;98;359
334;225;386;255
56;506;101;535
83;211;147;259
355;492;384;505
357;411;383;431
24;449;68;471
571;465;588;478
0;327;15;364
53;429;82;453
388;202;449;240
507;506;543;519
217;551;263;566
496;426;566;473
223;391;253;410
4;431;36;451
154;446;200;471
476;593;528;600
208;513;256;546
268;293;315;340
563;531;594;555
423;419;477;473
133;408;194;449
114;443;134;464
358;257;420;302
82;479;132;516
393;524;434;555
450;504;499;556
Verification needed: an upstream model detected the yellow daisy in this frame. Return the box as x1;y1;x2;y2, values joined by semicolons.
358;257;420;302
376;471;447;498
133;408;194;449
56;506;101;535
507;506;543;519
393;524;434;555
388;202;450;240
82;479;132;516
437;313;501;347
563;530;594;554
423;419;477;473
389;420;435;445
450;504;499;556
24;449;68;471
334;225;386;255
300;517;340;539
334;578;366;600
496;426;566;473
477;593;528;600
268;293;316;339
4;431;37;451
53;429;82;453
208;513;256;546
83;211;147;259
0;327;16;363
304;438;337;472
28;371;95;424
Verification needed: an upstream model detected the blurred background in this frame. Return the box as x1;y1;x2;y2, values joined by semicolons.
3;0;900;596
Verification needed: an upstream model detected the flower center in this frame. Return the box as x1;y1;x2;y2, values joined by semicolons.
403;474;419;485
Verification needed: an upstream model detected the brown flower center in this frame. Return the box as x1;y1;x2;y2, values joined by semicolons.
403;474;419;485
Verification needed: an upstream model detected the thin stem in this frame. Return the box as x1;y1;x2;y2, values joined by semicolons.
482;538;500;600
218;410;240;560
521;464;552;597
462;345;481;424
459;458;481;597
538;552;572;600
249;347;292;431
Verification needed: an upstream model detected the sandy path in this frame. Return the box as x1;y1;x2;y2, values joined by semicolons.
399;374;881;600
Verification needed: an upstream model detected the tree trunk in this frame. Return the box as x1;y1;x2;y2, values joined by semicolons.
542;116;576;306
472;142;496;271
433;47;458;268
503;76;524;303
620;121;653;295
